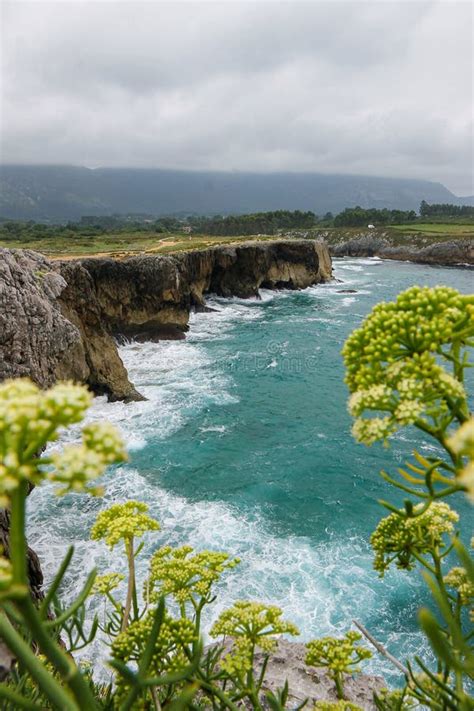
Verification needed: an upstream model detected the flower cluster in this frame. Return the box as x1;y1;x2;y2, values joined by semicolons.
210;601;299;675
447;418;474;501
111;609;196;674
92;572;125;596
0;379;126;503
351;416;394;446
147;545;239;608
370;502;459;575
82;423;127;464
305;631;371;676
449;418;474;459
444;567;474;609
342;286;473;445
91;501;159;548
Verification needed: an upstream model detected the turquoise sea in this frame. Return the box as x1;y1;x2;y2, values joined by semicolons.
27;257;473;684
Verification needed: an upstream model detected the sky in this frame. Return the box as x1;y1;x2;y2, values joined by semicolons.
1;0;473;195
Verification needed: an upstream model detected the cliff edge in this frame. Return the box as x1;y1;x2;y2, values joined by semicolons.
0;240;332;401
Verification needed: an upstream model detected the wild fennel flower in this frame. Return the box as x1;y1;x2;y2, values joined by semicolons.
210;601;299;674
82;422;127;464
91;500;159;548
342;286;473;445
370;502;459;575
458;463;474;502
444;567;474;607
351;416;394;446
92;572;125;596
0;378;124;503
305;632;371;676
448;418;474;459
111;609;196;673
447;418;474;501
147;545;239;607
51;445;107;496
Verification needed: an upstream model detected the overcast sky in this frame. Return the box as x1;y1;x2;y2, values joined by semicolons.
1;1;473;194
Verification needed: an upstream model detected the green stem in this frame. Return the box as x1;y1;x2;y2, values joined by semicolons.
122;537;135;632
0;684;43;711
0;612;77;711
9;481;98;710
334;671;345;699
197;679;240;711
10;481;29;586
17;596;99;711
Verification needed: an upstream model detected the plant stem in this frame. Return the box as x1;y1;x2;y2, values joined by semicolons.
334;671;345;700
122;537;135;632
9;480;98;710
10;481;28;586
17;596;99;710
0;612;77;711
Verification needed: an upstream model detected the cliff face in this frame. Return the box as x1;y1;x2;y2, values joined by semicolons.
0;249;79;387
0;240;332;401
329;234;474;265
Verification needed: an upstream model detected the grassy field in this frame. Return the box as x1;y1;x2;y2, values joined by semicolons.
0;232;279;259
1;223;473;259
390;223;474;236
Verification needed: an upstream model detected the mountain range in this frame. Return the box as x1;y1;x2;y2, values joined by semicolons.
1;164;472;222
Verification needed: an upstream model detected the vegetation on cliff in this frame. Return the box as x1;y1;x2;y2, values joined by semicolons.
0;204;473;262
0;285;473;709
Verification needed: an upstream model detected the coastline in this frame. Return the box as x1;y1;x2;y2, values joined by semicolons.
323;232;474;267
0;239;333;402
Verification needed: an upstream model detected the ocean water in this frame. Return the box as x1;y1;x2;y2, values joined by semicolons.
27;257;473;685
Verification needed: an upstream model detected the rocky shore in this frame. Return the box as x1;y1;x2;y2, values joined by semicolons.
229;639;386;709
326;232;474;266
0;240;332;401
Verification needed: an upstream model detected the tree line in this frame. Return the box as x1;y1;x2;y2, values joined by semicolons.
333;207;417;227
187;210;319;235
1;201;473;240
420;200;474;218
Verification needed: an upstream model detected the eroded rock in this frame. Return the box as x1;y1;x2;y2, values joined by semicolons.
1;240;332;401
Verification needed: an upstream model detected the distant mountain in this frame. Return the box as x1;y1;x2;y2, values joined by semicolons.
0;164;470;222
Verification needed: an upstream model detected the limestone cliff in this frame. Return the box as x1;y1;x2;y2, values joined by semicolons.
0;240;332;401
0;249;79;387
328;234;474;265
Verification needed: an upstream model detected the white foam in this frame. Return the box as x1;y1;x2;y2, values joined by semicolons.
188;298;264;342
25;268;428;683
199;425;227;434
27;467;421;681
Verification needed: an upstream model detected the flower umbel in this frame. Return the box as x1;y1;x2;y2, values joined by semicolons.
210;601;299;675
447;418;474;501
342;286;473;444
0;379;125;503
147;545;239;608
92;572;125;596
91;501;160;548
112;609;196;677
371;502;459;576
305;631;371;676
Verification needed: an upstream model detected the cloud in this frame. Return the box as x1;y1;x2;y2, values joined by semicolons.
1;0;473;194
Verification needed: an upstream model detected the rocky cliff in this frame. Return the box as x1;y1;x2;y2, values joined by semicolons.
0;240;332;400
328;234;474;266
